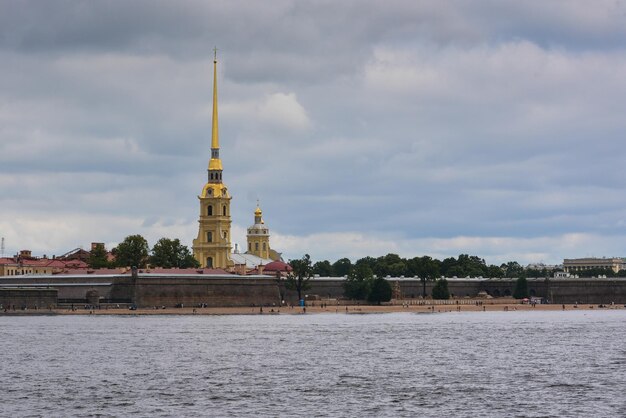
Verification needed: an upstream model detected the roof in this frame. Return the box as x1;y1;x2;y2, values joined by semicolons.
230;253;273;268
137;268;230;275
263;260;292;272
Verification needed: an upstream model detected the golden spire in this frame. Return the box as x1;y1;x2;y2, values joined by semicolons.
208;47;223;172
211;47;219;150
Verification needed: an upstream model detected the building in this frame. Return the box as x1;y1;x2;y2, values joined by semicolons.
247;204;270;259
563;257;625;274
246;204;282;261
192;55;233;269
0;250;88;276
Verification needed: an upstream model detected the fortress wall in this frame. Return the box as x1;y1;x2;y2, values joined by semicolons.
0;275;123;303
301;278;626;304
0;288;58;309
3;274;626;307
133;276;280;307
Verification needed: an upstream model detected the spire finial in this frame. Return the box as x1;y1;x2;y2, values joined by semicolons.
213;46;218;62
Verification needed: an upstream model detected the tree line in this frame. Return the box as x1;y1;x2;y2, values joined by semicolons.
88;235;200;269
311;253;564;279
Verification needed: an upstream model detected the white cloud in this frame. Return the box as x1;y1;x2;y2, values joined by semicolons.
272;229;626;266
257;92;311;131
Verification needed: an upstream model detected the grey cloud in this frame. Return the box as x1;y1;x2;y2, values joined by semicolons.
2;1;626;263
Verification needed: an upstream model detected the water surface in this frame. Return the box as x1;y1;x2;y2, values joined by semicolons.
1;311;625;417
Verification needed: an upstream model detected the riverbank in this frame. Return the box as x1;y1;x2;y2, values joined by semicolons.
2;302;624;316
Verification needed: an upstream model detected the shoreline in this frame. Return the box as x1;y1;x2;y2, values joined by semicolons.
1;302;625;316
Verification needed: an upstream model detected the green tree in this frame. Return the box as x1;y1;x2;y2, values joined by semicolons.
150;238;199;268
414;256;440;298
487;264;504;278
367;277;392;304
286;254;313;301
343;263;373;300
312;260;332;276
513;277;529;299
332;258;352;277
576;267;615;278
114;234;150;268
501;261;525;278
432;278;450;300
87;243;110;269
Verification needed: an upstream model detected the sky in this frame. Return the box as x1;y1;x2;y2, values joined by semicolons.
1;0;626;265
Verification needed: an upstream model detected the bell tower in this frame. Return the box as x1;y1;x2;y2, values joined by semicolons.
246;203;271;259
192;51;233;268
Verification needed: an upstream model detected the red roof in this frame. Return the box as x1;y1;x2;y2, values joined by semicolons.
138;268;231;275
0;257;16;265
263;260;292;272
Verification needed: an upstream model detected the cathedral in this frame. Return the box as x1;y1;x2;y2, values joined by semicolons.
192;56;281;269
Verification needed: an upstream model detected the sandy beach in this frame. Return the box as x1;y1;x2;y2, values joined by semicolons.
3;301;623;316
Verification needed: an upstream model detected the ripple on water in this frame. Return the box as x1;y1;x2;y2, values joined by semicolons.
0;311;625;417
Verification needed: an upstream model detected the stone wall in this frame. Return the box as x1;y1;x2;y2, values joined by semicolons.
3;274;626;307
133;275;280;307
0;288;58;309
297;277;626;304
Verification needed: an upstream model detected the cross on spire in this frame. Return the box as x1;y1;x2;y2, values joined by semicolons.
213;46;218;62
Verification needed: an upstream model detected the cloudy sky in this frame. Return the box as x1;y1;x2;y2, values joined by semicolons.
1;0;626;265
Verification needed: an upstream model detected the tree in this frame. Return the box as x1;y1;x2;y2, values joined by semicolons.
332;258;352;277
501;261;525;278
114;234;150;268
487;264;504;278
312;260;332;276
150;238;199;268
432;278;450;300
409;256;441;298
343;263;373;300
286;254;313;301
513;277;529;299
367;277;392;304
88;243;110;269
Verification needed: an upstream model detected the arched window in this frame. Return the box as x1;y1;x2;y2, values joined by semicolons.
223;205;227;216
207;205;213;216
206;257;213;268
255;242;259;251
248;243;252;251
262;242;266;250
207;231;213;242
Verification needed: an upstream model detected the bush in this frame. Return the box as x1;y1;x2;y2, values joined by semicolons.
513;277;529;299
432;279;450;300
367;278;392;304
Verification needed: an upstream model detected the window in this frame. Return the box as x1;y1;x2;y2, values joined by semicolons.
206;257;213;268
207;205;213;216
262;243;266;250
223;205;227;216
223;231;228;240
248;243;251;251
255;243;259;251
207;231;213;242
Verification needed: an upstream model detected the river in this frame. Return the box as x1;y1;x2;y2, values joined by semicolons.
1;310;625;417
